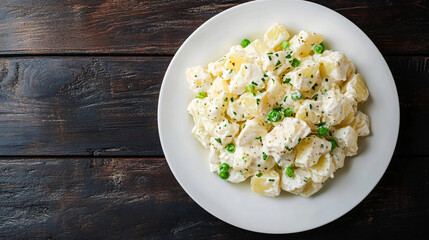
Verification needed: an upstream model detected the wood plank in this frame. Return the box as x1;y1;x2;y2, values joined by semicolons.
0;57;165;156
0;156;426;239
0;56;427;156
0;0;427;55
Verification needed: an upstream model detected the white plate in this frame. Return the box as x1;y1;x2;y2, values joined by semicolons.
158;0;399;234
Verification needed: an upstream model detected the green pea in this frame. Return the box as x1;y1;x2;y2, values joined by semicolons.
284;107;294;117
246;84;255;93
329;139;338;151
268;109;282;122
318;126;329;136
197;92;207;99
281;41;290;49
226;144;236;153
219;171;229;180
291;91;303;100
313;43;324;54
241;39;251;48
285;167;294;177
219;163;230;172
291;58;300;67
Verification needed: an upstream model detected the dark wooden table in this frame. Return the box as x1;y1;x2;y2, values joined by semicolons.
0;0;427;239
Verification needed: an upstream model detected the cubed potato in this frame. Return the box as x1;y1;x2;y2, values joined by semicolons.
294;135;331;168
251;169;281;197
289;31;323;58
264;23;290;51
342;73;369;102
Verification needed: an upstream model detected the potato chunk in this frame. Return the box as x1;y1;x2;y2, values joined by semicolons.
251;169;281;197
294;135;331;168
264;23;290;51
342;73;369;102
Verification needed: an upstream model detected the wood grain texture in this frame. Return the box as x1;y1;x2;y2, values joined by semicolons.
0;56;427;156
0;156;426;239
0;57;166;156
0;0;427;55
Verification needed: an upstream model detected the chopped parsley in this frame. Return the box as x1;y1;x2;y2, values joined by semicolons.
312;94;318;101
312;83;319;90
262;152;268;160
283;78;291;84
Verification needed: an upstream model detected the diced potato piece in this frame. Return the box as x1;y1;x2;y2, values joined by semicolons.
226;92;265;121
232;147;252;170
332;126;358;156
218;147;235;167
289;31;323;58
281;167;311;194
209;146;220;164
232;146;266;170
285;58;320;91
240;92;262;117
191;125;211;148
295;100;322;130
263;118;311;157
209;163;219;173
275;152;296;169
229;63;265;95
244;39;269;59
224;52;248;72
321;89;354;125
316;50;353;82
186;65;213;95
261;51;292;75
208;58;226;77
248;153;276;173
264;23;290;50
331;147;346;170
187;98;207;128
294;135;331;168
222;53;249;80
228;169;251;183
309;153;335;183
205;77;232;121
236;119;267;146
212;119;240;146
259;74;287;112
349;111;370;137
336;107;355;128
299;179;323;197
342;73;369;102
278;84;302;111
251;169;281;197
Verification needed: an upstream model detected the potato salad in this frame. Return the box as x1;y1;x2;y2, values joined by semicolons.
186;23;370;197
